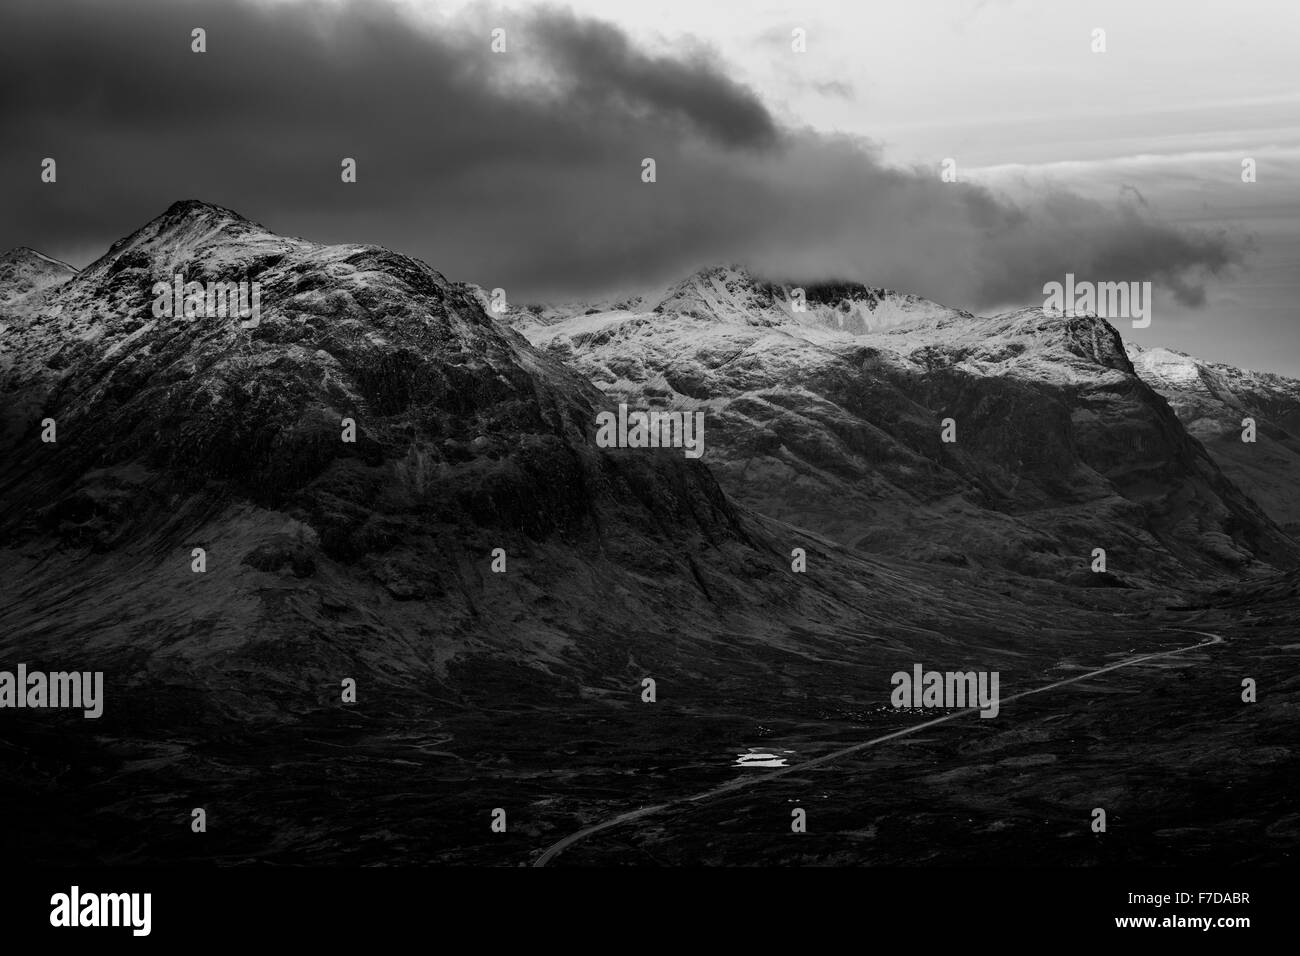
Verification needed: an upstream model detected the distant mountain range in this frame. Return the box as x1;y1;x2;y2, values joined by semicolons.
4;202;1072;729
3;204;1299;865
510;264;1300;587
1127;343;1300;539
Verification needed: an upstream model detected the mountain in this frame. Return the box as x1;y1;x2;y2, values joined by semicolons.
0;201;784;708
0;205;1108;730
649;264;969;332
1127;343;1300;538
0;246;78;321
508;265;968;336
514;266;1299;587
1;210;1295;866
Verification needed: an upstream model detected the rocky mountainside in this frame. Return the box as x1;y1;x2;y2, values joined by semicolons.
0;204;1114;731
0;202;749;715
508;265;969;337
515;266;1299;587
2;209;1294;867
1127;343;1300;538
0;246;78;321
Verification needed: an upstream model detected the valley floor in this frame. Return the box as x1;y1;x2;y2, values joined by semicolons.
3;592;1295;867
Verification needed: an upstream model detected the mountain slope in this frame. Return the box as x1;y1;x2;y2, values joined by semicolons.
1127;343;1300;538
3;210;1294;867
515;266;1299;586
0;246;78;321
0;204;1128;730
0;202;761;710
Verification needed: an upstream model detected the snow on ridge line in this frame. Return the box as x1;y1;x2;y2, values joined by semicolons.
0;247;79;273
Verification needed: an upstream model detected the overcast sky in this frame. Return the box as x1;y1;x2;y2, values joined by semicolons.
2;0;1297;373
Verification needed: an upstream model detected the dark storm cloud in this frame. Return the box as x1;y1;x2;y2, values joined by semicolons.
0;0;1244;309
523;8;779;149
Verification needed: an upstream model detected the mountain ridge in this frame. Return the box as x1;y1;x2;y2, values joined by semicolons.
2;202;1110;730
3;204;1296;866
0;245;79;321
1128;342;1300;536
514;264;1299;585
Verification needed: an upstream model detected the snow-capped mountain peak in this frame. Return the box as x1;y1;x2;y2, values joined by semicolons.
0;245;79;319
648;264;966;334
1;246;78;272
79;199;295;283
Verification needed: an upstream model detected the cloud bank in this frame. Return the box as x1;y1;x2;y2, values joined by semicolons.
0;0;1245;309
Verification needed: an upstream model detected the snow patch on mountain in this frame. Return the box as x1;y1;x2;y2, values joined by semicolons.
512;266;1299;584
0;246;79;320
1128;342;1300;536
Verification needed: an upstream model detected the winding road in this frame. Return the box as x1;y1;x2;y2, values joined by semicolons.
533;629;1224;866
